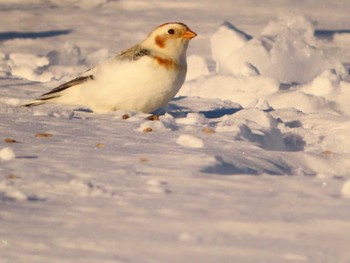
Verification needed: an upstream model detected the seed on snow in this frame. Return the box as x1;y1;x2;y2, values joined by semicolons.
202;127;216;134
122;114;130;120
4;138;18;143
35;133;53;138
139;157;149;162
146;114;159;121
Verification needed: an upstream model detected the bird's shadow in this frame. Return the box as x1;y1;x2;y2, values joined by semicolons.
199;108;241;118
0;29;72;41
167;97;241;119
167;105;241;119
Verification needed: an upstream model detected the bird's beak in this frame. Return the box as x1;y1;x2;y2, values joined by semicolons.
183;28;197;39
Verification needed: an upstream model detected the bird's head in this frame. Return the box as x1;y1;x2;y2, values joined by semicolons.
142;22;197;62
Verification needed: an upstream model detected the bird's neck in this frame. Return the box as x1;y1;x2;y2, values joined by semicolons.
141;41;188;66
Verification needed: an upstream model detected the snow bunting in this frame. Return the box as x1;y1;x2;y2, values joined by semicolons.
23;22;197;113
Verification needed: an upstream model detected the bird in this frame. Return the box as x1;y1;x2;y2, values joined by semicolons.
23;22;197;113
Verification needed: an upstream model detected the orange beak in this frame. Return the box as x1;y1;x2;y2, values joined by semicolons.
183;28;197;39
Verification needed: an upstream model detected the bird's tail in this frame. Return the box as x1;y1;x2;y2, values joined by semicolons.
21;91;61;107
21;99;46;107
21;75;93;108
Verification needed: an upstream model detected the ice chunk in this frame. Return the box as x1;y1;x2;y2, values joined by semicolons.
241;62;260;77
301;69;340;96
212;15;343;84
268;27;331;84
11;65;53;82
7;53;52;81
223;37;272;76
211;21;251;72
262;14;315;43
9;53;49;68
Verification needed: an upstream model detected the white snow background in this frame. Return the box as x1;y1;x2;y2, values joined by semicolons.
1;0;350;262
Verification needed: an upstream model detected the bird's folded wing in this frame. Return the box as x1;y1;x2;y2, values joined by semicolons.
29;45;150;102
116;45;150;61
37;75;94;100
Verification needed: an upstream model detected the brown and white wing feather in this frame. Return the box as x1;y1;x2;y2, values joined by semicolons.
22;45;151;107
22;75;94;107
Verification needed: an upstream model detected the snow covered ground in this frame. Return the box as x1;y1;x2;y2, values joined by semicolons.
1;0;350;262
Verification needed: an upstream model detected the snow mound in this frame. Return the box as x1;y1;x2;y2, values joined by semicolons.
180;74;279;107
211;14;345;84
47;42;82;67
300;70;350;116
210;21;252;72
261;14;315;42
180;14;350;117
0;181;27;201
7;53;52;82
176;134;204;148
216;108;304;152
46;42;88;80
5;42;91;82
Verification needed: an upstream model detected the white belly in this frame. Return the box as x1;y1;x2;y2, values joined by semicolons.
61;57;186;113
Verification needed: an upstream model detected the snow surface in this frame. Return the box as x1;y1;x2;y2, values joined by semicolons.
1;1;350;262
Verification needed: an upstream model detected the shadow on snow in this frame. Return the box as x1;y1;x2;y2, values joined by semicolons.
314;29;350;40
202;156;294;176
0;29;72;41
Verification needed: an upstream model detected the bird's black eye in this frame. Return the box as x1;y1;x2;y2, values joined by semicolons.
168;29;175;35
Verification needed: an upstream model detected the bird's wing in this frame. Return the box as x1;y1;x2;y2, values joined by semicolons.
115;45;151;61
24;45;151;107
46;45;151;97
22;74;94;107
37;75;94;100
45;45;151;96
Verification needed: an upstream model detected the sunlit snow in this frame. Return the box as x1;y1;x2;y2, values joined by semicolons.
1;1;350;262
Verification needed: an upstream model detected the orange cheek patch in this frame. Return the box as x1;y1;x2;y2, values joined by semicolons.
155;36;165;48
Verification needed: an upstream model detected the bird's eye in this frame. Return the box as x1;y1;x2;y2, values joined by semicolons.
168;29;175;35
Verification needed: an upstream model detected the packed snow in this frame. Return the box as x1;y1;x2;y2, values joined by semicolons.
1;1;350;263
